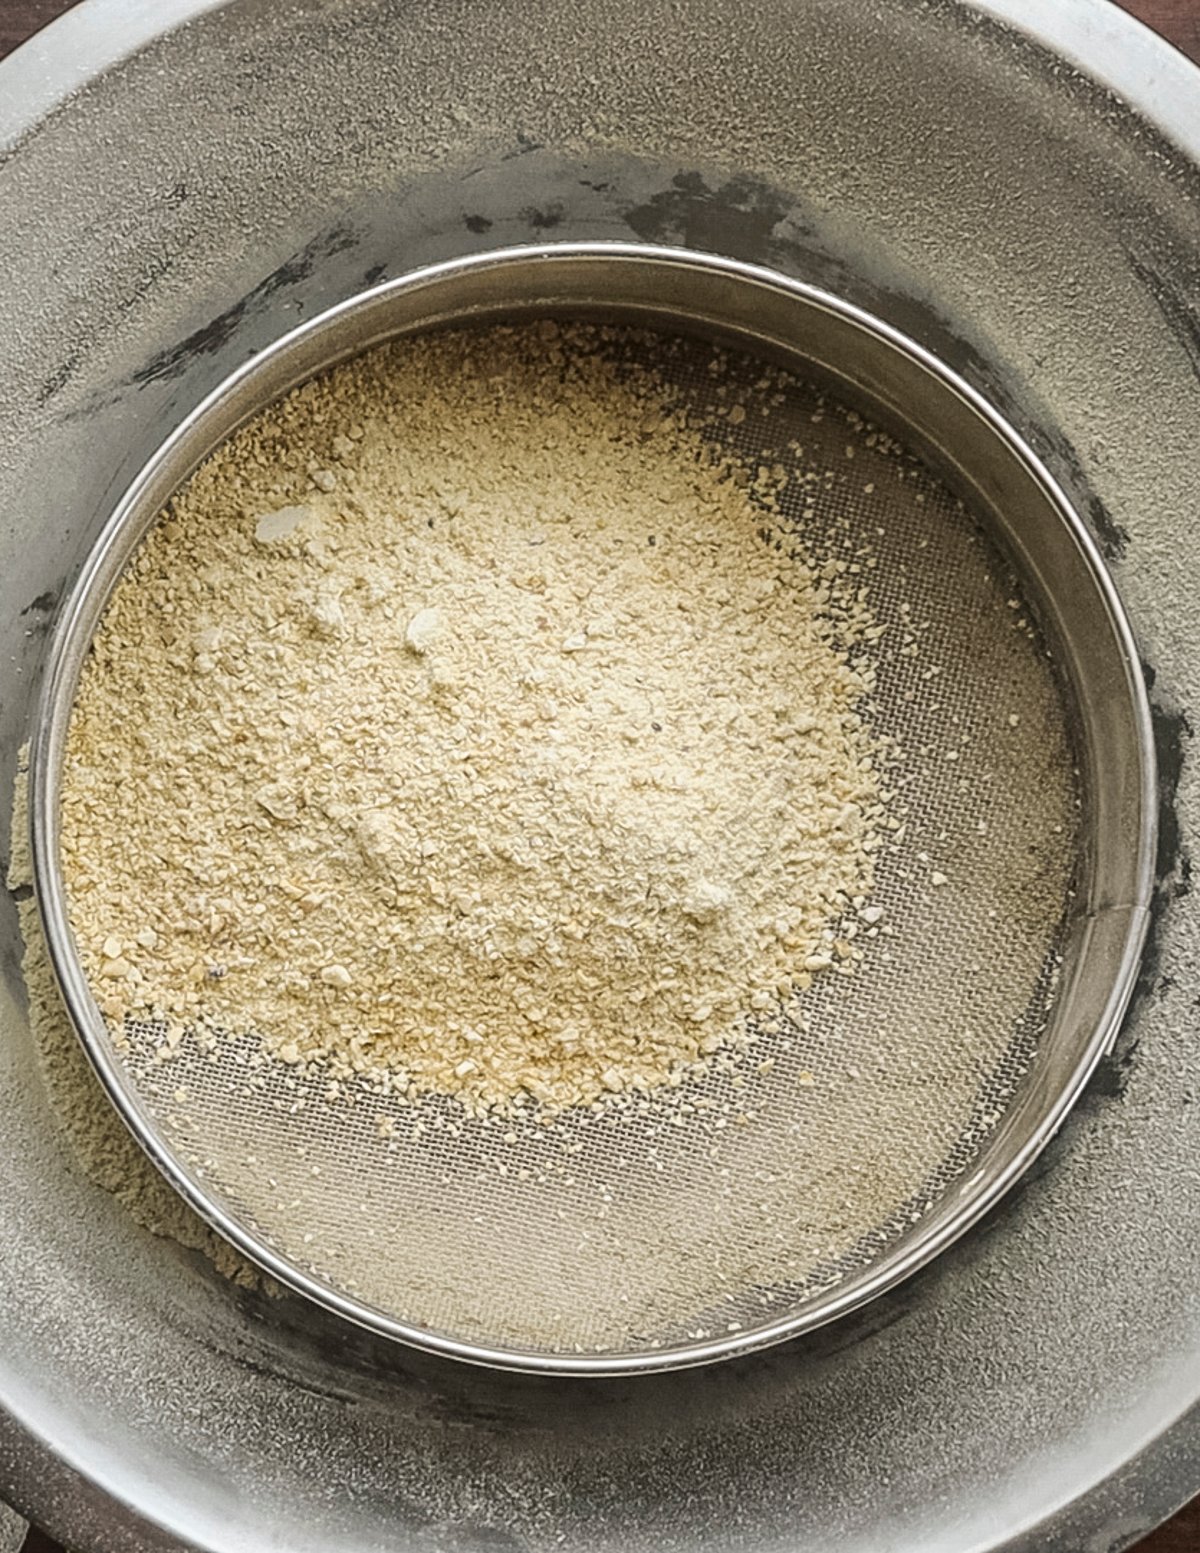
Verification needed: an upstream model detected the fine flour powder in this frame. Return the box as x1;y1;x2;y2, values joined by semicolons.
60;322;886;1118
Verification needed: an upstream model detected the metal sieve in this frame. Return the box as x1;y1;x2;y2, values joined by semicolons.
28;242;1155;1374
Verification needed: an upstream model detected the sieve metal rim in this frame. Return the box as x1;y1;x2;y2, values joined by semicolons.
27;241;1157;1375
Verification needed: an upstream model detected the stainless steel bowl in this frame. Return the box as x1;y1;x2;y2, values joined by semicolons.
1;0;1198;1547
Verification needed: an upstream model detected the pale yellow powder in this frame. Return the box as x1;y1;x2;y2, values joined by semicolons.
60;321;885;1115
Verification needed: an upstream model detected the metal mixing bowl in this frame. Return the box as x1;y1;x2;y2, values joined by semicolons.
1;0;1198;1547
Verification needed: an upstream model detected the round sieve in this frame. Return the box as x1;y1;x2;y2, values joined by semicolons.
28;242;1155;1374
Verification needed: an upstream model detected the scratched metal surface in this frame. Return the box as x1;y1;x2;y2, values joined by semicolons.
0;2;1198;1551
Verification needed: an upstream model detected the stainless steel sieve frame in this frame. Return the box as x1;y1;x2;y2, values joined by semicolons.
28;241;1156;1375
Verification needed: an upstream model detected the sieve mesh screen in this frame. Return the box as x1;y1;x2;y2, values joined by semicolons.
91;322;1077;1357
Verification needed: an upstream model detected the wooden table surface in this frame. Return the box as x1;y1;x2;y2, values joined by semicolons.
1;1;1197;1549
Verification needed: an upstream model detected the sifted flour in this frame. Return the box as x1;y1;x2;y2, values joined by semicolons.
60;321;885;1116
